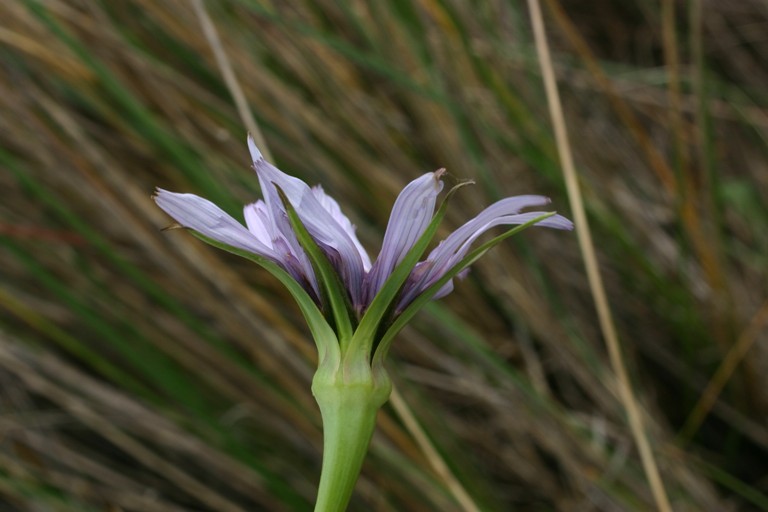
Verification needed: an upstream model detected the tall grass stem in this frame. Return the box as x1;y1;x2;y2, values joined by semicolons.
524;1;673;510
390;387;481;512
191;0;272;161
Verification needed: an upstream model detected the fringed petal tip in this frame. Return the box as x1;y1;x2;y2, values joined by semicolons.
151;187;166;201
152;187;186;206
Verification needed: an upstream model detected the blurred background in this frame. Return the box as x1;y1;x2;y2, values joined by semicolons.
2;0;767;510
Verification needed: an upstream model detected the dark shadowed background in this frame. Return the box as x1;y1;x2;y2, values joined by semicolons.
1;1;767;510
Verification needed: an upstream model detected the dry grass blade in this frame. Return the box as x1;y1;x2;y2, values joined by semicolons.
680;300;768;442
191;0;272;161
524;0;672;510
389;387;480;512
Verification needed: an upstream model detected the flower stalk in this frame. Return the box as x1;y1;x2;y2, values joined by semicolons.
312;368;391;512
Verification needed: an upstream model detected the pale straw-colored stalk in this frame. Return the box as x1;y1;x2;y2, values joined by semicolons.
524;0;673;510
390;387;480;512
190;0;272;161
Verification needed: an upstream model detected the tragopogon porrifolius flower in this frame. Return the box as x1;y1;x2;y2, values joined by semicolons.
155;136;571;316
153;135;573;512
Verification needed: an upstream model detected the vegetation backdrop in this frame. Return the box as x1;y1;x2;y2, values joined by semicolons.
1;0;767;510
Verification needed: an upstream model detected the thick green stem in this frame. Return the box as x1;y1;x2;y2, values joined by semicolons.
312;375;390;512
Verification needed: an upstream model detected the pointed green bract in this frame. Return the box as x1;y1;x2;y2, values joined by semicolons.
188;231;339;365
348;182;471;364
274;186;355;347
372;211;557;370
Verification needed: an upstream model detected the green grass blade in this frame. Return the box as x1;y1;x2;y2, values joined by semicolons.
187;231;338;362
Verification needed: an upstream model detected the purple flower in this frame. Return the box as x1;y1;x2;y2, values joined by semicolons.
153;136;573;316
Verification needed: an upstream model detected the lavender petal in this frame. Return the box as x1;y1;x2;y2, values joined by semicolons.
399;196;573;306
248;135;368;308
245;200;319;296
311;185;372;271
154;189;277;259
364;170;444;304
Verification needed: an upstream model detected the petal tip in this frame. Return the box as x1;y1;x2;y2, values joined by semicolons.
247;134;264;163
551;214;574;230
151;187;169;201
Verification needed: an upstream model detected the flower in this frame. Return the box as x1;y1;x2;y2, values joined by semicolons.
154;136;573;511
154;136;573;318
